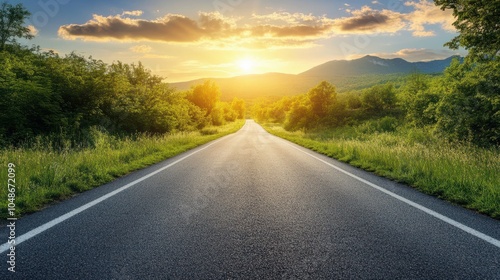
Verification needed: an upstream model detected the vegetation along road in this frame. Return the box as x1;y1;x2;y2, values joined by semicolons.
1;120;499;279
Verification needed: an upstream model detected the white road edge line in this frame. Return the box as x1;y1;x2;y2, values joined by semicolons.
281;139;500;249
0;137;228;254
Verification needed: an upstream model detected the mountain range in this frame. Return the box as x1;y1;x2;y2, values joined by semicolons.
300;55;460;77
170;55;461;100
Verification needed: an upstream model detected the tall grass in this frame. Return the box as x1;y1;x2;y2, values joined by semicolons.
0;120;245;218
263;123;500;219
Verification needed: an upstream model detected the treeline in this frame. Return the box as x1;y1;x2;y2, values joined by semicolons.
0;46;245;148
253;57;500;147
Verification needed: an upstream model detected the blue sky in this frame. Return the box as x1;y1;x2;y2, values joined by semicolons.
10;0;465;82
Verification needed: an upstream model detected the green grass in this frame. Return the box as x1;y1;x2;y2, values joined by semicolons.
262;122;500;219
0;120;245;219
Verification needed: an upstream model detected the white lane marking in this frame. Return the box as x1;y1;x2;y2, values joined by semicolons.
0;136;229;254
279;139;500;249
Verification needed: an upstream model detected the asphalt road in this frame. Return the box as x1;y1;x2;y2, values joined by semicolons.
1;120;499;279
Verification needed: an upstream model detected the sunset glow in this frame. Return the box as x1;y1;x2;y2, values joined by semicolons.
237;58;255;73
14;0;466;82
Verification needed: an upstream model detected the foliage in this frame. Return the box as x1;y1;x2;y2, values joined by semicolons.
231;97;246;119
308;81;336;118
284;96;311;131
256;81;398;132
0;47;245;148
434;0;500;59
400;72;440;127
0;2;33;50
360;83;397;114
255;62;499;147
435;58;500;146
187;80;221;116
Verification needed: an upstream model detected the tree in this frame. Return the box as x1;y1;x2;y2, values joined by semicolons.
400;72;441;126
0;2;33;51
435;58;500;146
231;98;246;119
361;84;396;114
434;0;500;59
187;80;221;116
284;97;311;131
308;81;336;118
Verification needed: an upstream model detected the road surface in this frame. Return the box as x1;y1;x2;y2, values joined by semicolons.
1;120;499;279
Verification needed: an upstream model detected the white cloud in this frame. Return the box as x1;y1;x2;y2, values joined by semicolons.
122;10;143;17
28;25;39;36
405;0;455;37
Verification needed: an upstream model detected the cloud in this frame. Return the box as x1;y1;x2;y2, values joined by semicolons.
27;25;39;36
59;11;334;48
59;13;207;42
405;0;455;37
58;2;457;49
334;6;406;34
352;48;461;61
122;10;143;17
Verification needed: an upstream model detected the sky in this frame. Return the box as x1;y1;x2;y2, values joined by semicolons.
10;0;466;82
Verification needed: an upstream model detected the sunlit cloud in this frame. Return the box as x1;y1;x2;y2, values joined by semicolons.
122;10;143;17
58;13;204;42
28;25;39;36
405;1;455;37
59;11;333;48
333;6;405;34
58;2;457;49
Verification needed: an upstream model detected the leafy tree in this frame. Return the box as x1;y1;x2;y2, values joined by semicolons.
405;91;441;127
0;2;33;51
400;72;441;126
344;91;362;110
268;97;293;123
0;50;67;144
0;47;222;147
435;58;500;146
308;81;336;118
284;97;310;131
210;104;226;126
187;80;221;115
230;97;246;119
325;98;348;127
434;0;500;59
361;84;396;114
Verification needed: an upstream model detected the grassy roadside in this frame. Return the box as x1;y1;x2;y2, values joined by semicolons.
261;123;500;219
0;120;245;219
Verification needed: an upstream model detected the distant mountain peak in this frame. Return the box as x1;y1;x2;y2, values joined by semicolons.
360;55;381;59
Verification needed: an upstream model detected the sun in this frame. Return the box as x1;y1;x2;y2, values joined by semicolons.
237;58;255;73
